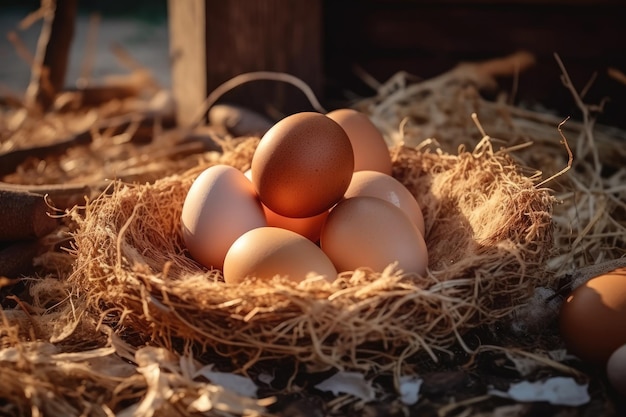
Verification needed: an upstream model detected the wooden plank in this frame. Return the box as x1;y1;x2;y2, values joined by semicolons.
168;0;207;126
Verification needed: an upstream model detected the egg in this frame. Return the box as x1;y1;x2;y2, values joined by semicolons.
181;164;267;269
320;196;428;275
223;227;337;284
250;111;354;218
326;108;392;175
559;267;626;364
607;343;626;398
343;170;425;236
262;206;329;243
244;169;328;242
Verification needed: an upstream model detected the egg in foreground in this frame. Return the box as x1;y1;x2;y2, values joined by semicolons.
223;226;337;284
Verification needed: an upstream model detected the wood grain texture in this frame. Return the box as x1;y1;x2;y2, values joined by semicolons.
204;0;323;116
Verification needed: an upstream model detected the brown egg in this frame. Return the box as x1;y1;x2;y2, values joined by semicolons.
343;170;425;236
181;165;267;269
559;268;626;364
263;206;329;243
251;112;354;218
244;169;328;242
320;196;428;275
223;227;337;284
326;108;392;175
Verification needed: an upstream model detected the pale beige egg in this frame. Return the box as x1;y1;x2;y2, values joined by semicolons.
223;227;337;284
607;343;626;398
320;196;428;275
343;170;425;236
181;164;267;269
326;108;392;175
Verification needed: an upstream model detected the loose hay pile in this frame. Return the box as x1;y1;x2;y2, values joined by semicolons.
67;127;554;373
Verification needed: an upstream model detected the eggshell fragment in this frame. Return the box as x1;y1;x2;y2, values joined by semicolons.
320;196;428;275
251;112;354;218
559;267;626;364
223;227;337;284
326;108;392;175
607;343;626;398
181;165;267;269
343;170;425;236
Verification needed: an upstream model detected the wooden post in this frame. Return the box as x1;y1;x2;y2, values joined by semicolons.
167;0;207;127
168;0;323;126
25;0;77;111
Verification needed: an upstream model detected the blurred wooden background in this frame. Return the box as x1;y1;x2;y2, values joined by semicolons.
324;0;626;127
5;0;624;129
169;0;626;130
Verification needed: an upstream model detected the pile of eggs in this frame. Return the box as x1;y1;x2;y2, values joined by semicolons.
181;109;428;284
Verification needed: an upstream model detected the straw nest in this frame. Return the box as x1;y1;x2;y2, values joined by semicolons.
66;125;555;373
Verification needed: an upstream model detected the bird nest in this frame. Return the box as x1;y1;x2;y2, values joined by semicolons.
66;130;554;373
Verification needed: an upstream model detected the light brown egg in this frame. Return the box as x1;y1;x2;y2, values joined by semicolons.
607;343;626;398
223;227;337;284
326;108;392;175
262;206;329;243
320;196;428;275
181;165;266;269
559;267;626;364
343;170;425;236
251;112;354;218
